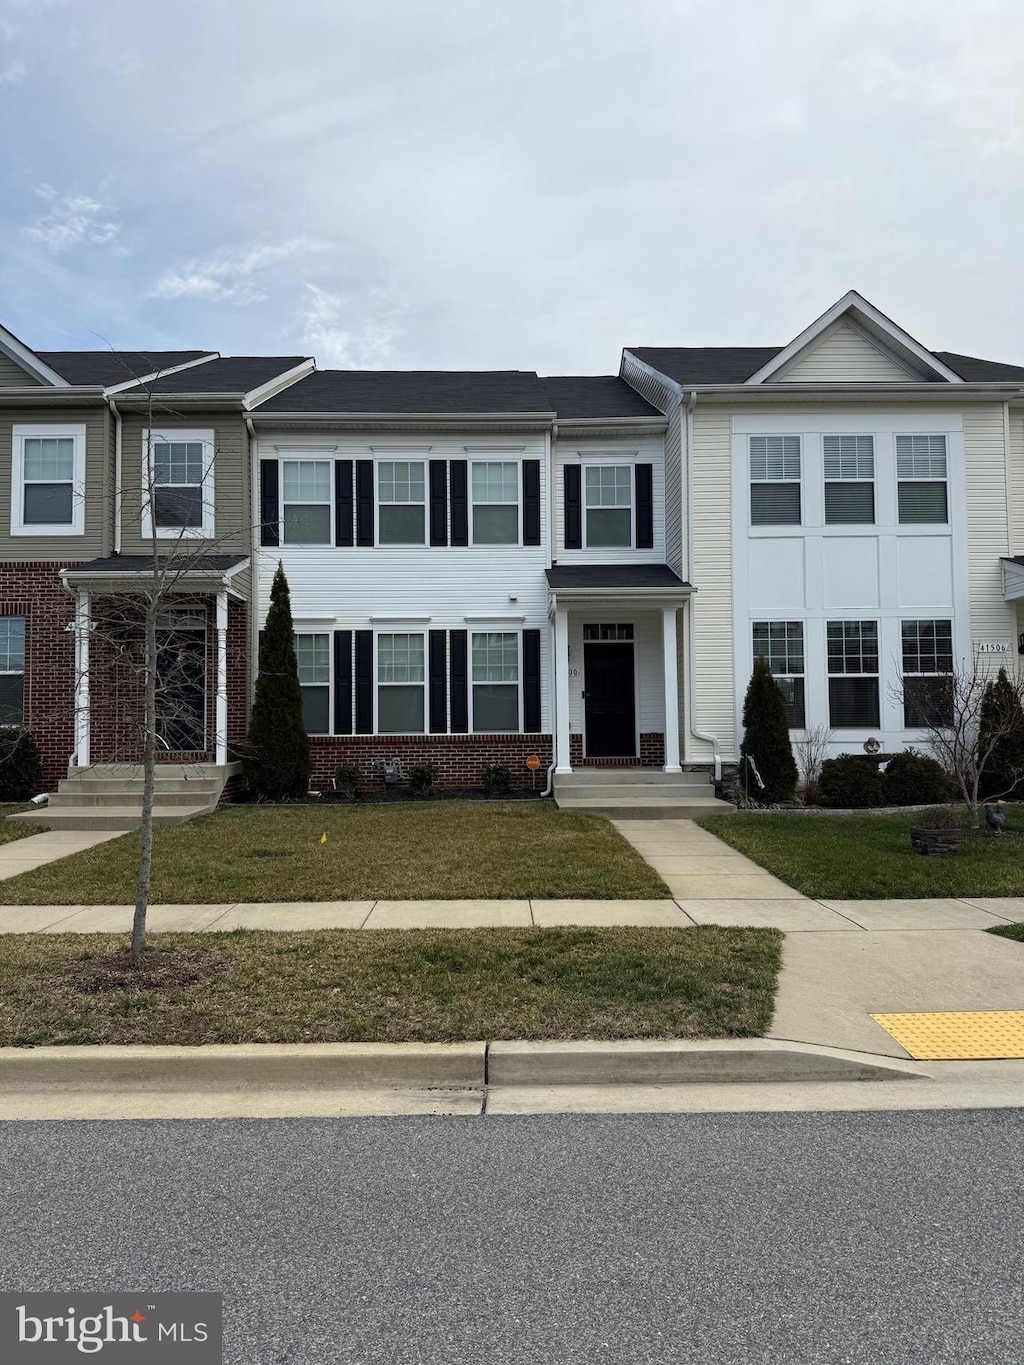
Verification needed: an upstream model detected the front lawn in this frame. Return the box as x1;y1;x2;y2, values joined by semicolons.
0;926;782;1046
0;802;668;904
0;805;42;844
697;809;1024;899
988;923;1024;943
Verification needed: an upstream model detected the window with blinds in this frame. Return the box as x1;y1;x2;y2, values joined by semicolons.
750;435;801;525
827;620;880;727
897;435;948;524
752;621;805;728
824;434;874;524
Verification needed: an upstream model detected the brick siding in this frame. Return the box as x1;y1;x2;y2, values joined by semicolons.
310;734;553;790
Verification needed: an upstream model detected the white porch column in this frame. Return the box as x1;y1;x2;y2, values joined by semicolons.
215;590;228;765
74;591;90;769
554;606;572;773
662;605;682;773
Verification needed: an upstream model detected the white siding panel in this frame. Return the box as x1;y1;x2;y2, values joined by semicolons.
964;405;1016;665
822;538;879;609
896;538;953;607
552;434;666;563
748;539;804;611
1007;409;1024;555
691;407;735;759
773;319;914;383
619;353;683;575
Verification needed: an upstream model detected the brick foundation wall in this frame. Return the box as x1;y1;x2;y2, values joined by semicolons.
569;732;665;767
0;563;76;789
310;734;553;790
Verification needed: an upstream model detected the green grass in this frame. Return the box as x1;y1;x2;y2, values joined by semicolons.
0;804;42;844
697;807;1024;899
0;926;782;1046
0;802;668;904
987;923;1024;943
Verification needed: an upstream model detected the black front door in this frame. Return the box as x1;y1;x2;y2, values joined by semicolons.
156;627;207;752
584;642;636;758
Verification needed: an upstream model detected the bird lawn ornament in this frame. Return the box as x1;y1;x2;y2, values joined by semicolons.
984;801;1007;833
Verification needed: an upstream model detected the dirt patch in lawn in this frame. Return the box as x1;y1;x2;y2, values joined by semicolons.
59;947;229;994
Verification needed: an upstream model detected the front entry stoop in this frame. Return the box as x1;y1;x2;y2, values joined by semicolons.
10;763;240;831
553;768;735;819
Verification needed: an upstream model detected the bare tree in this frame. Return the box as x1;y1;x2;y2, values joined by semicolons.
896;658;1024;829
793;723;834;806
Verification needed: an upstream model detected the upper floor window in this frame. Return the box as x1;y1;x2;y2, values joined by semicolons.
827;620;879;728
472;462;519;544
0;617;25;725
295;632;330;734
143;429;214;538
11;424;85;536
749;435;800;526
752;621;805;728
902;619;953;727
823;435;874;524
283;460;331;545
896;435;948;524
585;466;632;547
378;632;424;732
378;461;425;544
471;631;520;732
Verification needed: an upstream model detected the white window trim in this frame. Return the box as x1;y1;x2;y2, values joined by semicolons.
470;459;521;547
748;433;803;529
376;458;427;547
0;616;25;725
280;456;334;546
142;428;215;540
823;434;876;526
294;629;332;736
11;423;86;537
583;463;635;550
469;629;523;735
374;630;427;735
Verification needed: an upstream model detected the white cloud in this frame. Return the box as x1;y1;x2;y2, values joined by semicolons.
299;283;399;370
22;189;121;253
151;239;318;305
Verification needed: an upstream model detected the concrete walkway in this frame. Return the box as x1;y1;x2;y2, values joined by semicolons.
0;829;126;880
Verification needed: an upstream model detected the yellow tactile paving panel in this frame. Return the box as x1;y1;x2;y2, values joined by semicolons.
871;1010;1024;1060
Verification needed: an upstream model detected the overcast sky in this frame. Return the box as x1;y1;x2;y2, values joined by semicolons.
2;0;1023;375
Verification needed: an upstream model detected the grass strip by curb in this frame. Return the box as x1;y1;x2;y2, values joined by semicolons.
0;804;42;845
0;803;668;904
987;923;1024;943
0;926;781;1047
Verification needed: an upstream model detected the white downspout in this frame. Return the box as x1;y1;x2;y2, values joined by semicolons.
108;397;123;554
246;416;260;708
683;390;722;783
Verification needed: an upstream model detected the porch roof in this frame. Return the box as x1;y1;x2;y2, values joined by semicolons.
546;563;692;604
1001;557;1024;601
60;554;249;597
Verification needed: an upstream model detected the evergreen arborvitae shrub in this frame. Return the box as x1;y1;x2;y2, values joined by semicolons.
739;657;798;802
978;667;1024;799
882;749;952;806
819;755;885;808
0;727;42;801
243;563;311;799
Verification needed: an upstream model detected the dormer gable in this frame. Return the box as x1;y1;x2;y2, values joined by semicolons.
747;290;961;385
0;323;68;387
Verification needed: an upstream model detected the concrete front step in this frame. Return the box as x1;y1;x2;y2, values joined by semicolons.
62;777;223;795
556;798;735;819
555;782;718;802
46;789;217;810
555;769;714;788
10;806;215;831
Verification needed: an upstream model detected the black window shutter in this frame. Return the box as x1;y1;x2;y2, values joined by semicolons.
523;629;541;732
564;465;582;549
334;461;354;547
450;461;468;546
355;630;373;733
635;463;654;549
259;460;279;547
449;629;468;732
428;630;447;732
429;460;448;546
522;460;541;546
355;460;374;546
333;631;352;734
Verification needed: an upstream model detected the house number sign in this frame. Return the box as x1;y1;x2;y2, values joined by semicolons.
975;642;1010;654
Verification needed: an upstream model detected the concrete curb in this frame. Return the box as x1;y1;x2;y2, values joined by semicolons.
0;1039;926;1097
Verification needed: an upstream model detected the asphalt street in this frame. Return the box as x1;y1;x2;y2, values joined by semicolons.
1;1109;1022;1364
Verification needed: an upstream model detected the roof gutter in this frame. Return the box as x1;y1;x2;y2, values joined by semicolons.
682;389;722;783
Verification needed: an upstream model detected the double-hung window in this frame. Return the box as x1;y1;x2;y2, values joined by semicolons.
897;435;948;524
749;436;801;525
902;620;953;727
585;466;632;547
0;618;25;725
282;460;332;544
143;429;214;538
471;632;520;732
12;424;85;536
378;462;425;544
827;621;880;727
824;435;874;524
752;622;805;728
377;633;425;732
295;633;330;734
472;462;519;544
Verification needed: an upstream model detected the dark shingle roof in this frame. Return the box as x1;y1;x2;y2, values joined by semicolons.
257;369;552;414
541;376;662;419
546;565;689;590
627;347;782;385
37;350;213;387
64;555;247;575
933;351;1024;382
122;356;308;394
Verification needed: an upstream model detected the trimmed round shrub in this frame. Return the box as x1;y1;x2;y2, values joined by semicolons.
408;762;437;796
819;754;885;808
882;749;952;806
0;727;43;801
481;763;512;796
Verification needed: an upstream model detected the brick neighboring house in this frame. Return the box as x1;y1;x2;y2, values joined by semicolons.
4;290;1024;819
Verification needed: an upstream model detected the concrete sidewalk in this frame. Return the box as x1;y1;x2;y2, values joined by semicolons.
0;829;125;880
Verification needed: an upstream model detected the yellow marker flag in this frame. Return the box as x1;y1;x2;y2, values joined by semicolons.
320;832;328;845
